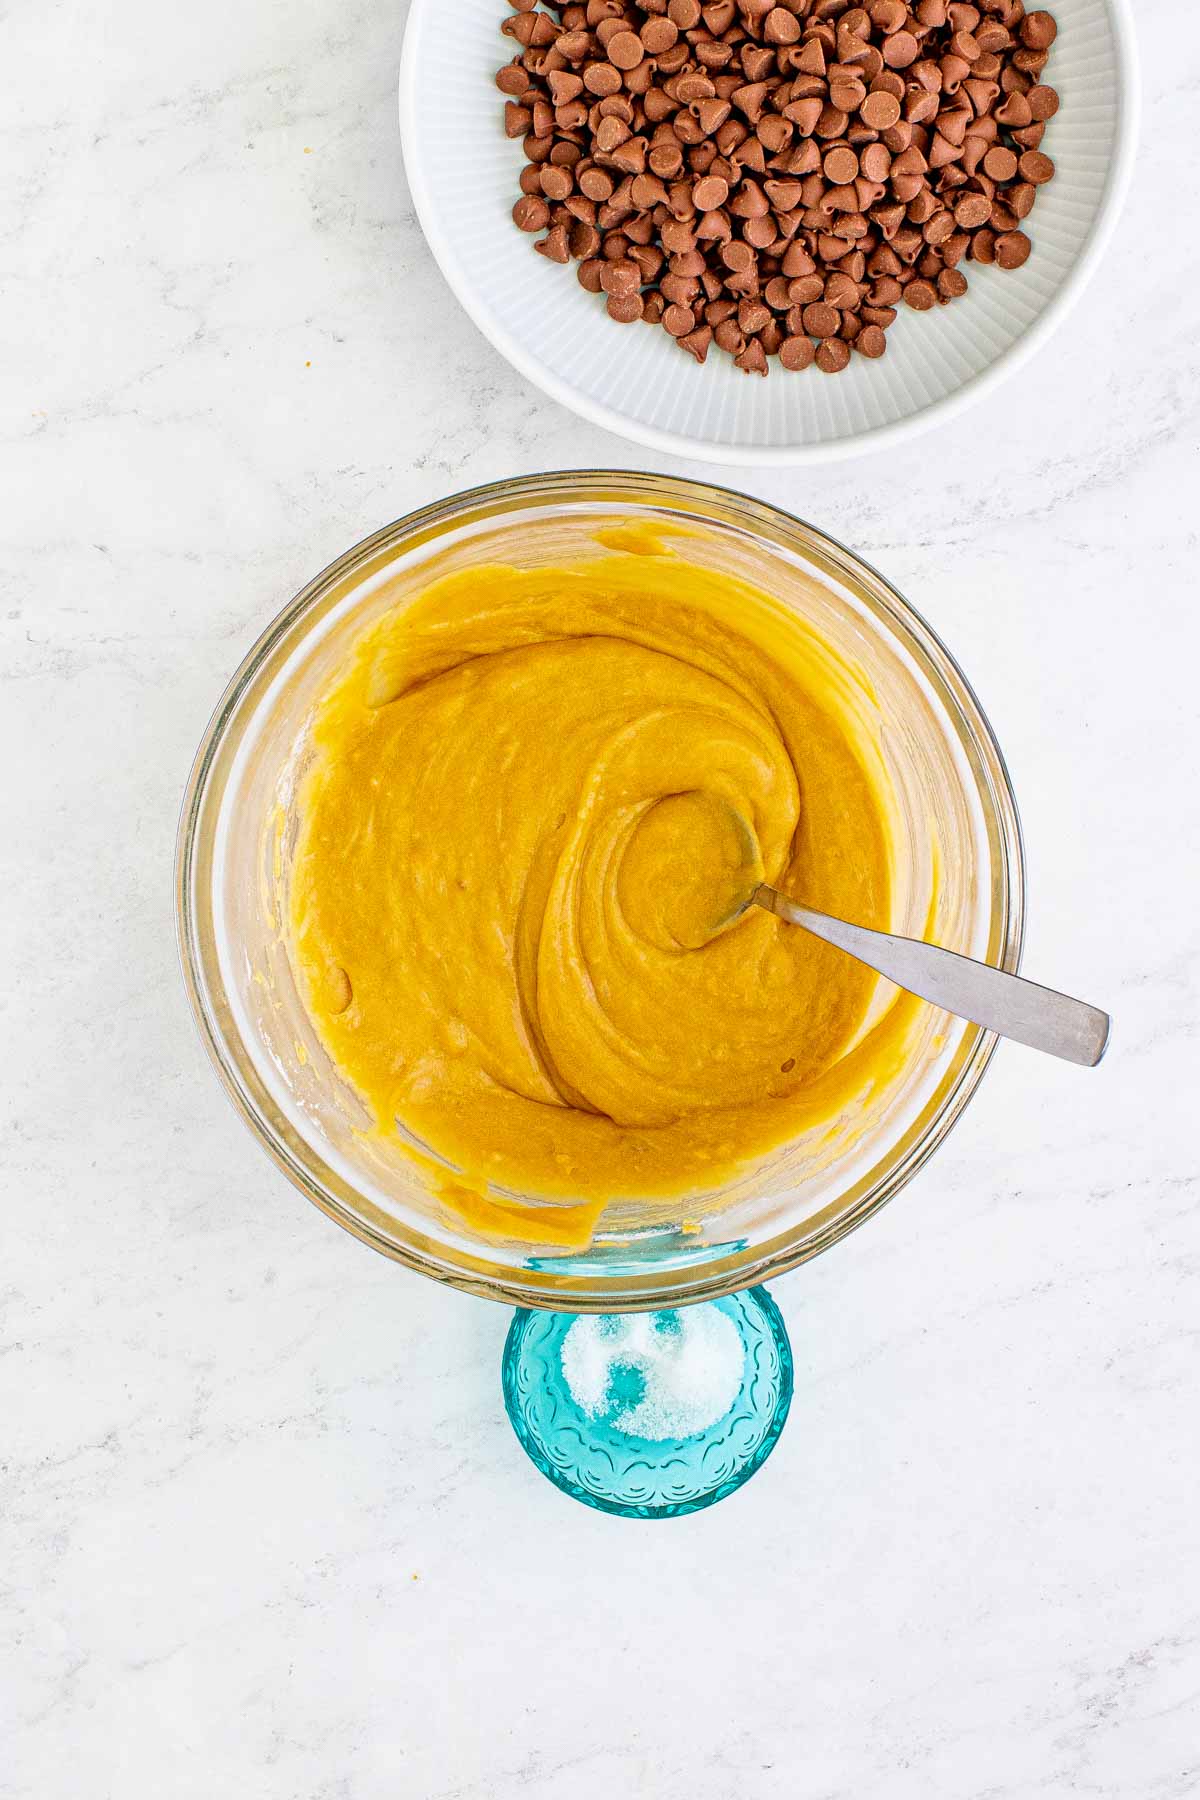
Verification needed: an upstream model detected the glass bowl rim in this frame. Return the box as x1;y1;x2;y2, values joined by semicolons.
175;470;1025;1310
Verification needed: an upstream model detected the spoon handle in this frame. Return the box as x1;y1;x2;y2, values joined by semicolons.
753;886;1110;1068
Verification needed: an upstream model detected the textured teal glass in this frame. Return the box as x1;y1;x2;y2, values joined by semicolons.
502;1288;792;1518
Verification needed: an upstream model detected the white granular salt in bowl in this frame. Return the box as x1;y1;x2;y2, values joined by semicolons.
561;1309;745;1442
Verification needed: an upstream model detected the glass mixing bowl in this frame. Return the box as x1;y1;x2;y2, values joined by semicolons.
176;472;1023;1314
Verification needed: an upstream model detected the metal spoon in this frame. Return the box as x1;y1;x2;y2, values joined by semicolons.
751;884;1110;1068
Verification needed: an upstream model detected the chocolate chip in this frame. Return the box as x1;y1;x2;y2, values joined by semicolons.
825;271;860;310
736;336;769;374
534;223;571;262
539;164;574;200
606;290;645;321
763;8;802;46
497;65;532;99
679;324;713;361
642;17;678;54
829;77;868;113
904;278;937;310
1019;149;1055;185
599;258;640;295
1021;11;1058;51
583;61;622;98
788;274;825;305
1009;180;1037;220
663;301;696;335
802;301;841;339
816;337;851;372
693;174;729;210
994;229;1031;269
607;30;644;70
512;194;550;232
578;167;614;202
983;145;1018;182
824;146;860;186
1026;84;1060;121
882;30;920;68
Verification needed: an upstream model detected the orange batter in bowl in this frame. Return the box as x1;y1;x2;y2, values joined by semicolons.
287;535;916;1244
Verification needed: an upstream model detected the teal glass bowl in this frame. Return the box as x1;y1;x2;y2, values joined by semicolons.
502;1288;793;1518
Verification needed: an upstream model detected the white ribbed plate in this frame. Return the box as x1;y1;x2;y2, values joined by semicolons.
400;0;1137;465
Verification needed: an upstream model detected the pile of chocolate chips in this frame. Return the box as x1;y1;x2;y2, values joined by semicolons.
497;0;1059;375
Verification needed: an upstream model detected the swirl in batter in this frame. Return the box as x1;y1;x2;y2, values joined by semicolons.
288;537;914;1245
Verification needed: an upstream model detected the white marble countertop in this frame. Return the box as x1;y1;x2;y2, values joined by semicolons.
4;2;1198;1794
